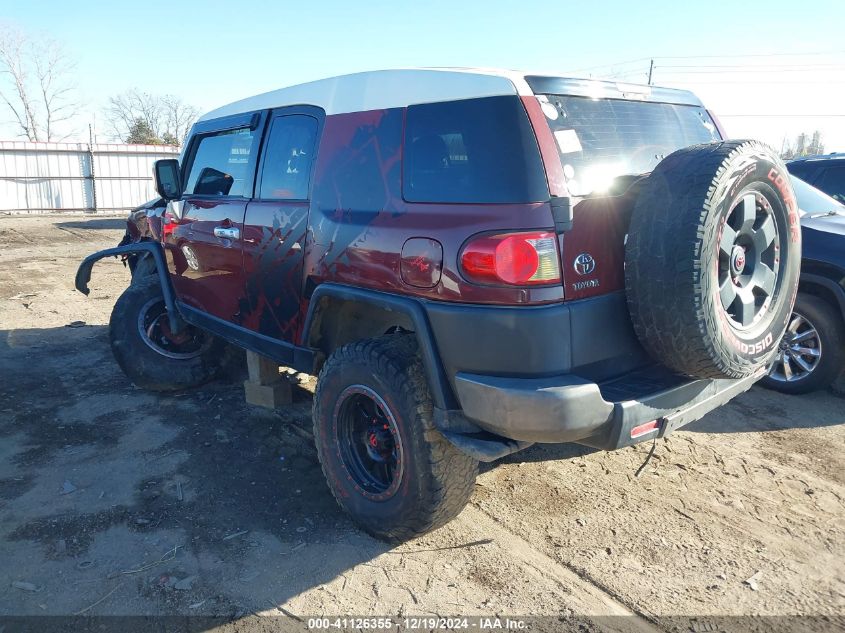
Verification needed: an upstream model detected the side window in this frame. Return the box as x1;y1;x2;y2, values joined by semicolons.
259;115;319;200
815;165;845;203
403;96;548;204
787;162;814;183
184;127;256;197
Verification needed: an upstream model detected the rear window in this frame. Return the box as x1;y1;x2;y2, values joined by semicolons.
403;96;548;204
539;95;720;196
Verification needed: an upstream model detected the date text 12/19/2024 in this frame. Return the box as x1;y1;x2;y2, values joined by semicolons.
307;617;529;631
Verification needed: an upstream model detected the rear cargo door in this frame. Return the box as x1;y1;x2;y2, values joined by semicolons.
529;90;722;300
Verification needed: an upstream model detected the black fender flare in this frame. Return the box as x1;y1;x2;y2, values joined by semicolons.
801;272;845;318
75;242;182;333
301;283;456;410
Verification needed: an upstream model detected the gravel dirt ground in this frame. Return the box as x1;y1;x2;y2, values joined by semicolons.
0;215;843;631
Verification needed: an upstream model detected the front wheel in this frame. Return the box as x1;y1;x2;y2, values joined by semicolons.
109;278;230;391
313;335;478;542
760;293;845;394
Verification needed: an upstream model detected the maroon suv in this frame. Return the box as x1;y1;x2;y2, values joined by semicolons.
77;69;801;541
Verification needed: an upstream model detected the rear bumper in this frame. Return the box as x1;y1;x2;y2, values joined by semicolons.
453;366;763;450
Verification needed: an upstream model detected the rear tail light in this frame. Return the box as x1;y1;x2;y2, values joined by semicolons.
460;231;561;286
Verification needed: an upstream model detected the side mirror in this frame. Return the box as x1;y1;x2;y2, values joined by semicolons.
154;159;182;201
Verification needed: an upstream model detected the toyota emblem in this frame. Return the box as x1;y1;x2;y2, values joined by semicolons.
574;253;596;276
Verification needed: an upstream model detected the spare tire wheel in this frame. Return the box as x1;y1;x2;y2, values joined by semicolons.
625;140;801;379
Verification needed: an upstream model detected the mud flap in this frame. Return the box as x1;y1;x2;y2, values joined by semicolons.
434;407;533;462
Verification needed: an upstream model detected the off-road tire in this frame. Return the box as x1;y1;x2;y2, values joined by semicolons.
760;293;845;394
626;140;801;379
109;278;229;391
313;335;478;542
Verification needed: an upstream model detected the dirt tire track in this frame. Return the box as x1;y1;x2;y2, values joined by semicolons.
461;506;660;632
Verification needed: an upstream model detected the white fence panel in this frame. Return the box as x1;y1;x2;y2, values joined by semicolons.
0;141;179;214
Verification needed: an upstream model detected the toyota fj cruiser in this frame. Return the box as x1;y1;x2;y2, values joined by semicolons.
76;69;801;541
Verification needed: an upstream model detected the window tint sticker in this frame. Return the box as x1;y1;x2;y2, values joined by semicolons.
554;129;582;154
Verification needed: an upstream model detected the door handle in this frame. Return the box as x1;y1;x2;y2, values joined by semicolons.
213;226;240;240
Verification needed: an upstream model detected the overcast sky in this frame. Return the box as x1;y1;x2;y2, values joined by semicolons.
2;0;843;152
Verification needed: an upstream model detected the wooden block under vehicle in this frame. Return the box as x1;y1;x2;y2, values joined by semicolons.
246;351;282;385
243;379;292;408
244;351;292;408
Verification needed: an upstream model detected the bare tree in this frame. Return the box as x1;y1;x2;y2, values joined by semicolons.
808;130;825;156
105;89;198;145
160;94;198;144
0;25;79;141
780;130;825;160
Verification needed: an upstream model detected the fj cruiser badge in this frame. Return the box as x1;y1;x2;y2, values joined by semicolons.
574;253;596;276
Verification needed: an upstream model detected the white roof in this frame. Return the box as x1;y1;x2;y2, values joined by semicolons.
199;68;535;121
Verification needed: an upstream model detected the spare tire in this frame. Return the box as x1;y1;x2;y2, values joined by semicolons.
625;140;801;379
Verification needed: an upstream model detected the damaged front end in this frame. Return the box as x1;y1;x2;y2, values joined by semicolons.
74;197;182;333
121;198;167;273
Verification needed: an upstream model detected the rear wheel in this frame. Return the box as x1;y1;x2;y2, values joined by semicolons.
313;335;478;542
109;278;230;391
761;293;845;394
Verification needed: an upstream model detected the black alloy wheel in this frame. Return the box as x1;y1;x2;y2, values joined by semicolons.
334;385;404;500
137;297;209;359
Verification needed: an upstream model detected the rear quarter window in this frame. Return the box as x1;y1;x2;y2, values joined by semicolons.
403;96;548;204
